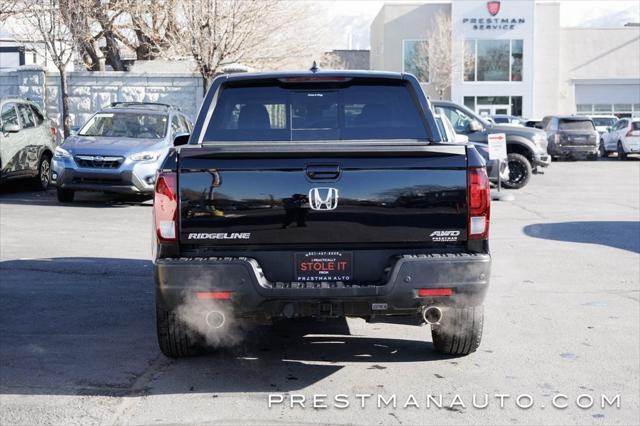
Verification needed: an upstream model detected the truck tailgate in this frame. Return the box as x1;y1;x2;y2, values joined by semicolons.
178;144;469;247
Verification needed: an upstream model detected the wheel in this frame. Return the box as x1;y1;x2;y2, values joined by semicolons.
599;140;608;158
617;142;628;161
156;300;202;358
431;306;483;356
56;188;75;202
502;153;532;189
36;153;52;190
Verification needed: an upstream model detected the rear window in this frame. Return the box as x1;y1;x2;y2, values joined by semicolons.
592;117;616;127
558;119;595;131
632;121;640;131
203;82;428;141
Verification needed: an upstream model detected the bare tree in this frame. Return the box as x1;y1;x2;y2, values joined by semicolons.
176;0;326;90
18;0;76;137
125;0;180;60
0;0;19;22
412;11;471;100
59;0;105;71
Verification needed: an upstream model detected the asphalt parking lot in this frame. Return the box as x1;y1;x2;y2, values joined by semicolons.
1;160;639;426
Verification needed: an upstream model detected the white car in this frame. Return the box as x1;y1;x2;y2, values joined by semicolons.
589;115;618;136
600;118;640;160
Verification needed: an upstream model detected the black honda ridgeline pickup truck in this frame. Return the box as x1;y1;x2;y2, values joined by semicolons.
153;71;491;358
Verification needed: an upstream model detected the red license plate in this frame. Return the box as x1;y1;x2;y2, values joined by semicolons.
295;251;353;282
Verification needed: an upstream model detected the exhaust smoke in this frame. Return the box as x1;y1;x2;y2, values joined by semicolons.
205;311;226;329
176;293;247;348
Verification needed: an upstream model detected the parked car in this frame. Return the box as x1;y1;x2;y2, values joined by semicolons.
154;70;491;358
435;113;509;184
600;118;640;160
52;102;192;202
588;115;618;136
490;114;525;126
0;97;57;190
433;100;550;189
541;115;599;160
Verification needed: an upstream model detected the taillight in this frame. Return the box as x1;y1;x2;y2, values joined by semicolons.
468;167;490;240
418;288;453;297
50;127;57;139
196;291;232;300
154;171;177;243
626;128;640;137
554;134;560;144
278;77;352;83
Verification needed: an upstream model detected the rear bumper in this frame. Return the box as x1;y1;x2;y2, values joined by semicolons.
622;138;640;153
154;253;491;319
548;144;598;158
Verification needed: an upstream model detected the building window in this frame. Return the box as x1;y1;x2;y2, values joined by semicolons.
510;96;523;116
594;104;613;113
463;40;476;81
576;103;640;118
511;40;523;81
402;40;429;83
577;104;593;114
463;96;476;110
463;96;523;117
464;39;523;82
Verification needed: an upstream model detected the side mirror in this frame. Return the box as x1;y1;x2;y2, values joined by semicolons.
606;126;613;132
469;120;484;133
173;132;190;147
70;127;80;135
2;123;20;133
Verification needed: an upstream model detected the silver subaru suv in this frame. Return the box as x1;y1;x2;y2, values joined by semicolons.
52;102;192;202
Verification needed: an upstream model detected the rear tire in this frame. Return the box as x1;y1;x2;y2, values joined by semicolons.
599;140;608;158
156;301;202;358
617;142;628;161
502;153;532;189
56;188;75;202
36;154;52;190
431;306;484;356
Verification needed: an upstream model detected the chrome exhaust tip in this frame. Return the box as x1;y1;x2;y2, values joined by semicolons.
422;306;442;325
205;311;226;329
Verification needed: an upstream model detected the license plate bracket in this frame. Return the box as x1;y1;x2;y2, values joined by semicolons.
295;251;353;282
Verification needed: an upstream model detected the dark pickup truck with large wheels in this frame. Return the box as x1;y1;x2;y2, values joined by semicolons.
153;71;491;358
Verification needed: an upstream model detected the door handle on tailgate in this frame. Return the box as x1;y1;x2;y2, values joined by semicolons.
306;165;341;180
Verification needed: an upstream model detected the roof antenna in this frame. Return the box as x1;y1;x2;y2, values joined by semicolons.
310;61;319;73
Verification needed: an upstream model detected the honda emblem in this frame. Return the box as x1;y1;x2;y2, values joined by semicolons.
309;187;339;211
487;1;500;16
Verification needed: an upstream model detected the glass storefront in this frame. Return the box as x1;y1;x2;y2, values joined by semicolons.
463;95;523;117
464;39;524;82
402;40;429;82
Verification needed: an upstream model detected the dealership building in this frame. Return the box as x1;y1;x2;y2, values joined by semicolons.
370;1;640;119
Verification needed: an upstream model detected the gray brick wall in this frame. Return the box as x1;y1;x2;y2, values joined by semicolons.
1;66;205;133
